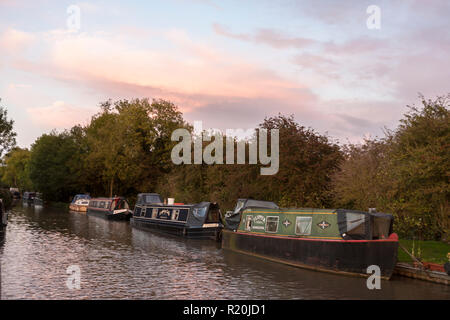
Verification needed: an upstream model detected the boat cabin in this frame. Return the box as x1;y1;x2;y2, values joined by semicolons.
69;194;91;212
87;197;132;220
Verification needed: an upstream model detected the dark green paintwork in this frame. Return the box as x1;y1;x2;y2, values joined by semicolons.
238;208;342;239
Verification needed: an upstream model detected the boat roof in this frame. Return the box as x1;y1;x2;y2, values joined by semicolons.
90;197;127;201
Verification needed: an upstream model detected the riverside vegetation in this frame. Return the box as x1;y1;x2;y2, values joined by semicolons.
0;95;448;244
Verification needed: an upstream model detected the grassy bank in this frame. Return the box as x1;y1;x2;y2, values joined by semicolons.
398;239;450;264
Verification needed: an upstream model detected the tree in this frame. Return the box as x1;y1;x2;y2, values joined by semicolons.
331;94;450;240
2;147;33;191
28;131;82;201
85;98;186;198
0;99;17;159
386;95;449;240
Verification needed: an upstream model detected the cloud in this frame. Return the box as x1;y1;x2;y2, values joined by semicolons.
213;23;315;49
6;28;316;111
27;101;95;129
0;28;35;54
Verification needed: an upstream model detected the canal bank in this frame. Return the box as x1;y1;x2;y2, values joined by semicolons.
1;204;449;299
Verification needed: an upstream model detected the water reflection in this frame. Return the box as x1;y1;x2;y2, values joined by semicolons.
1;203;449;299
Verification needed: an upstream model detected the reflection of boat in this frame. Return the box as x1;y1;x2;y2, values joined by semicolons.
222;199;399;279
131;193;223;240
34;192;43;206
23;192;36;205
87;197;132;221
69;194;91;212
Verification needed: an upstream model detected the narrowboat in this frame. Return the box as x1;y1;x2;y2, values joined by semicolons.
131;193;223;240
222;199;399;279
69;194;91;212
22;191;36;205
10;188;21;199
87;197;132;221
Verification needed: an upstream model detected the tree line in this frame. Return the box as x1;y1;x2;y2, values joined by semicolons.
0;96;448;240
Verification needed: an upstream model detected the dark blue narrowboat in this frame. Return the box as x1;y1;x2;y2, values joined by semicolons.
87;197;132;221
131;193;223;241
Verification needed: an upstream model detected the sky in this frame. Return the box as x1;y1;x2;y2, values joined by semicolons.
0;0;449;148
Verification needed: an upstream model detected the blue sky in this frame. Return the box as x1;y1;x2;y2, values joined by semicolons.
1;0;449;147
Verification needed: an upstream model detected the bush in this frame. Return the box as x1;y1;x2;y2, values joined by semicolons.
0;188;13;210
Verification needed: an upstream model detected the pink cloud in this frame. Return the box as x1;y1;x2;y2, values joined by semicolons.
26;101;95;129
0;28;35;54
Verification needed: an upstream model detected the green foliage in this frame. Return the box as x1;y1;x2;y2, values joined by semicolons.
1;147;33;191
398;239;450;264
1;93;447;243
85;98;186;198
0;188;13;210
0;99;17;159
332;94;450;240
28;131;83;202
158;114;343;212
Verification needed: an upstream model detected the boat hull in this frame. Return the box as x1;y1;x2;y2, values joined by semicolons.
87;208;131;221
222;230;398;279
69;204;88;212
131;217;222;241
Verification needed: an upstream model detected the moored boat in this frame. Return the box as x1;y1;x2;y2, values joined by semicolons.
87;197;132;220
34;192;43;206
10;188;21;199
222;199;399;279
131;193;223;240
22;192;36;205
69;194;91;212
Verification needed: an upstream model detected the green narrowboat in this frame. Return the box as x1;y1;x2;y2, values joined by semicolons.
222;199;399;279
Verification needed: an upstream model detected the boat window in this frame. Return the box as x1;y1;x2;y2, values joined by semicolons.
245;215;253;231
265;216;279;233
99;201;105;208
234;199;246;213
193;206;207;219
91;201;97;207
295;216;312;235
152;208;158;218
134;207;142;217
346;212;366;238
144;194;162;204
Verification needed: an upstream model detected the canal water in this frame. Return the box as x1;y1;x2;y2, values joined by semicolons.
1;203;449;299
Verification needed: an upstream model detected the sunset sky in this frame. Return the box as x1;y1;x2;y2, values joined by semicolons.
1;0;449;147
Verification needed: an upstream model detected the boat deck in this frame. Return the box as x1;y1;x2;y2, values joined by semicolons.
394;262;449;285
